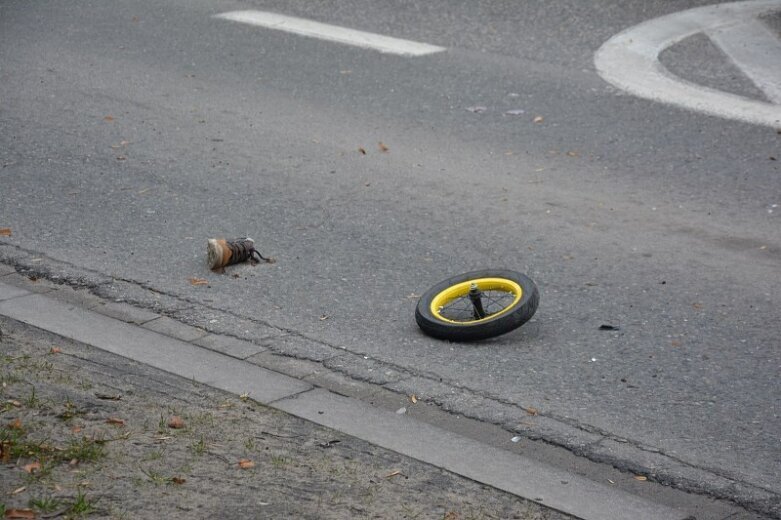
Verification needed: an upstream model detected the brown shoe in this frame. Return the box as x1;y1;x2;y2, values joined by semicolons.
207;237;271;269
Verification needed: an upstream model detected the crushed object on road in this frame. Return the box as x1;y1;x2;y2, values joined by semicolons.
207;237;274;270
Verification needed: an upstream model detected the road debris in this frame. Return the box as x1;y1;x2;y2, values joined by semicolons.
505;109;525;116
465;106;487;113
206;237;273;270
167;416;185;429
0;227;12;236
599;324;619;331
238;459;255;469
533;115;544;123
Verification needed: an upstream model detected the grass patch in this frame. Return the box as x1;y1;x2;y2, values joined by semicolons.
270;454;288;469
29;495;63;513
67;490;96;517
63;436;106;463
189;435;207;456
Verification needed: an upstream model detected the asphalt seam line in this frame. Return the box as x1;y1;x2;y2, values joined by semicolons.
0;281;688;520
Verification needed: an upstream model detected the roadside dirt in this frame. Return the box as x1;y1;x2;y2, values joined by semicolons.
0;318;571;519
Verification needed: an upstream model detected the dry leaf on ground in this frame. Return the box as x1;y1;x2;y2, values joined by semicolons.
238;459;255;469
106;417;125;426
384;470;402;478
358;147;367;155
22;461;41;474
633;475;648;481
188;277;208;286
0;227;12;236
8;418;23;430
378;142;389;152
5;509;36;519
171;477;186;484
525;406;539;416
50;347;62;354
11;486;26;495
167;416;185;429
533;115;544;123
103;115;114;122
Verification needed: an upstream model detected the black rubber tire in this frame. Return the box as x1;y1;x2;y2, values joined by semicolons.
415;269;539;341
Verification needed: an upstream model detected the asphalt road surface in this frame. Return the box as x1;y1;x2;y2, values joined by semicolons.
2;0;780;517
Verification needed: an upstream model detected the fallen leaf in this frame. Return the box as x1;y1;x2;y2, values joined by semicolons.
692;303;704;310
49;347;62;354
358;147;367;155
188;277;208;286
1;441;10;463
505;109;525;116
319;314;329;321
167;416;185;429
69;458;79;466
171;476;186;485
6;400;22;407
106;417;125;426
533;115;544;123
607;479;615;484
671;340;682;347
409;394;418;404
443;512;460;520
103;115;114;122
23;461;41;474
378;142;389;152
566;150;580;157
11;486;26;495
525;406;539;416
0;227;11;236
238;459;255;469
633;475;647;481
384;470;402;478
239;392;250;401
9;418;23;430
71;426;82;434
5;509;36;519
116;155;127;161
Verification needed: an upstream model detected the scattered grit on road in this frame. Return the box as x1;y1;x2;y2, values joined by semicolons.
0;318;572;520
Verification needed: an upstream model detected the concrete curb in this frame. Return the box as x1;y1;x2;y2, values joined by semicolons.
0;280;690;520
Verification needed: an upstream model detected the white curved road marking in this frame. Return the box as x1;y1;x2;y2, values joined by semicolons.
215;10;446;57
595;0;781;127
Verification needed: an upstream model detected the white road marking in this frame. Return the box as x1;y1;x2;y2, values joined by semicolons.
707;18;781;103
594;0;781;128
214;10;446;57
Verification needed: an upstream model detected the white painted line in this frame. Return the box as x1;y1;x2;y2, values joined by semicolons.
214;10;446;57
707;18;781;103
594;0;781;128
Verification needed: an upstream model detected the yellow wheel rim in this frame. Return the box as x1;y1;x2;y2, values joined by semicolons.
430;277;523;324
